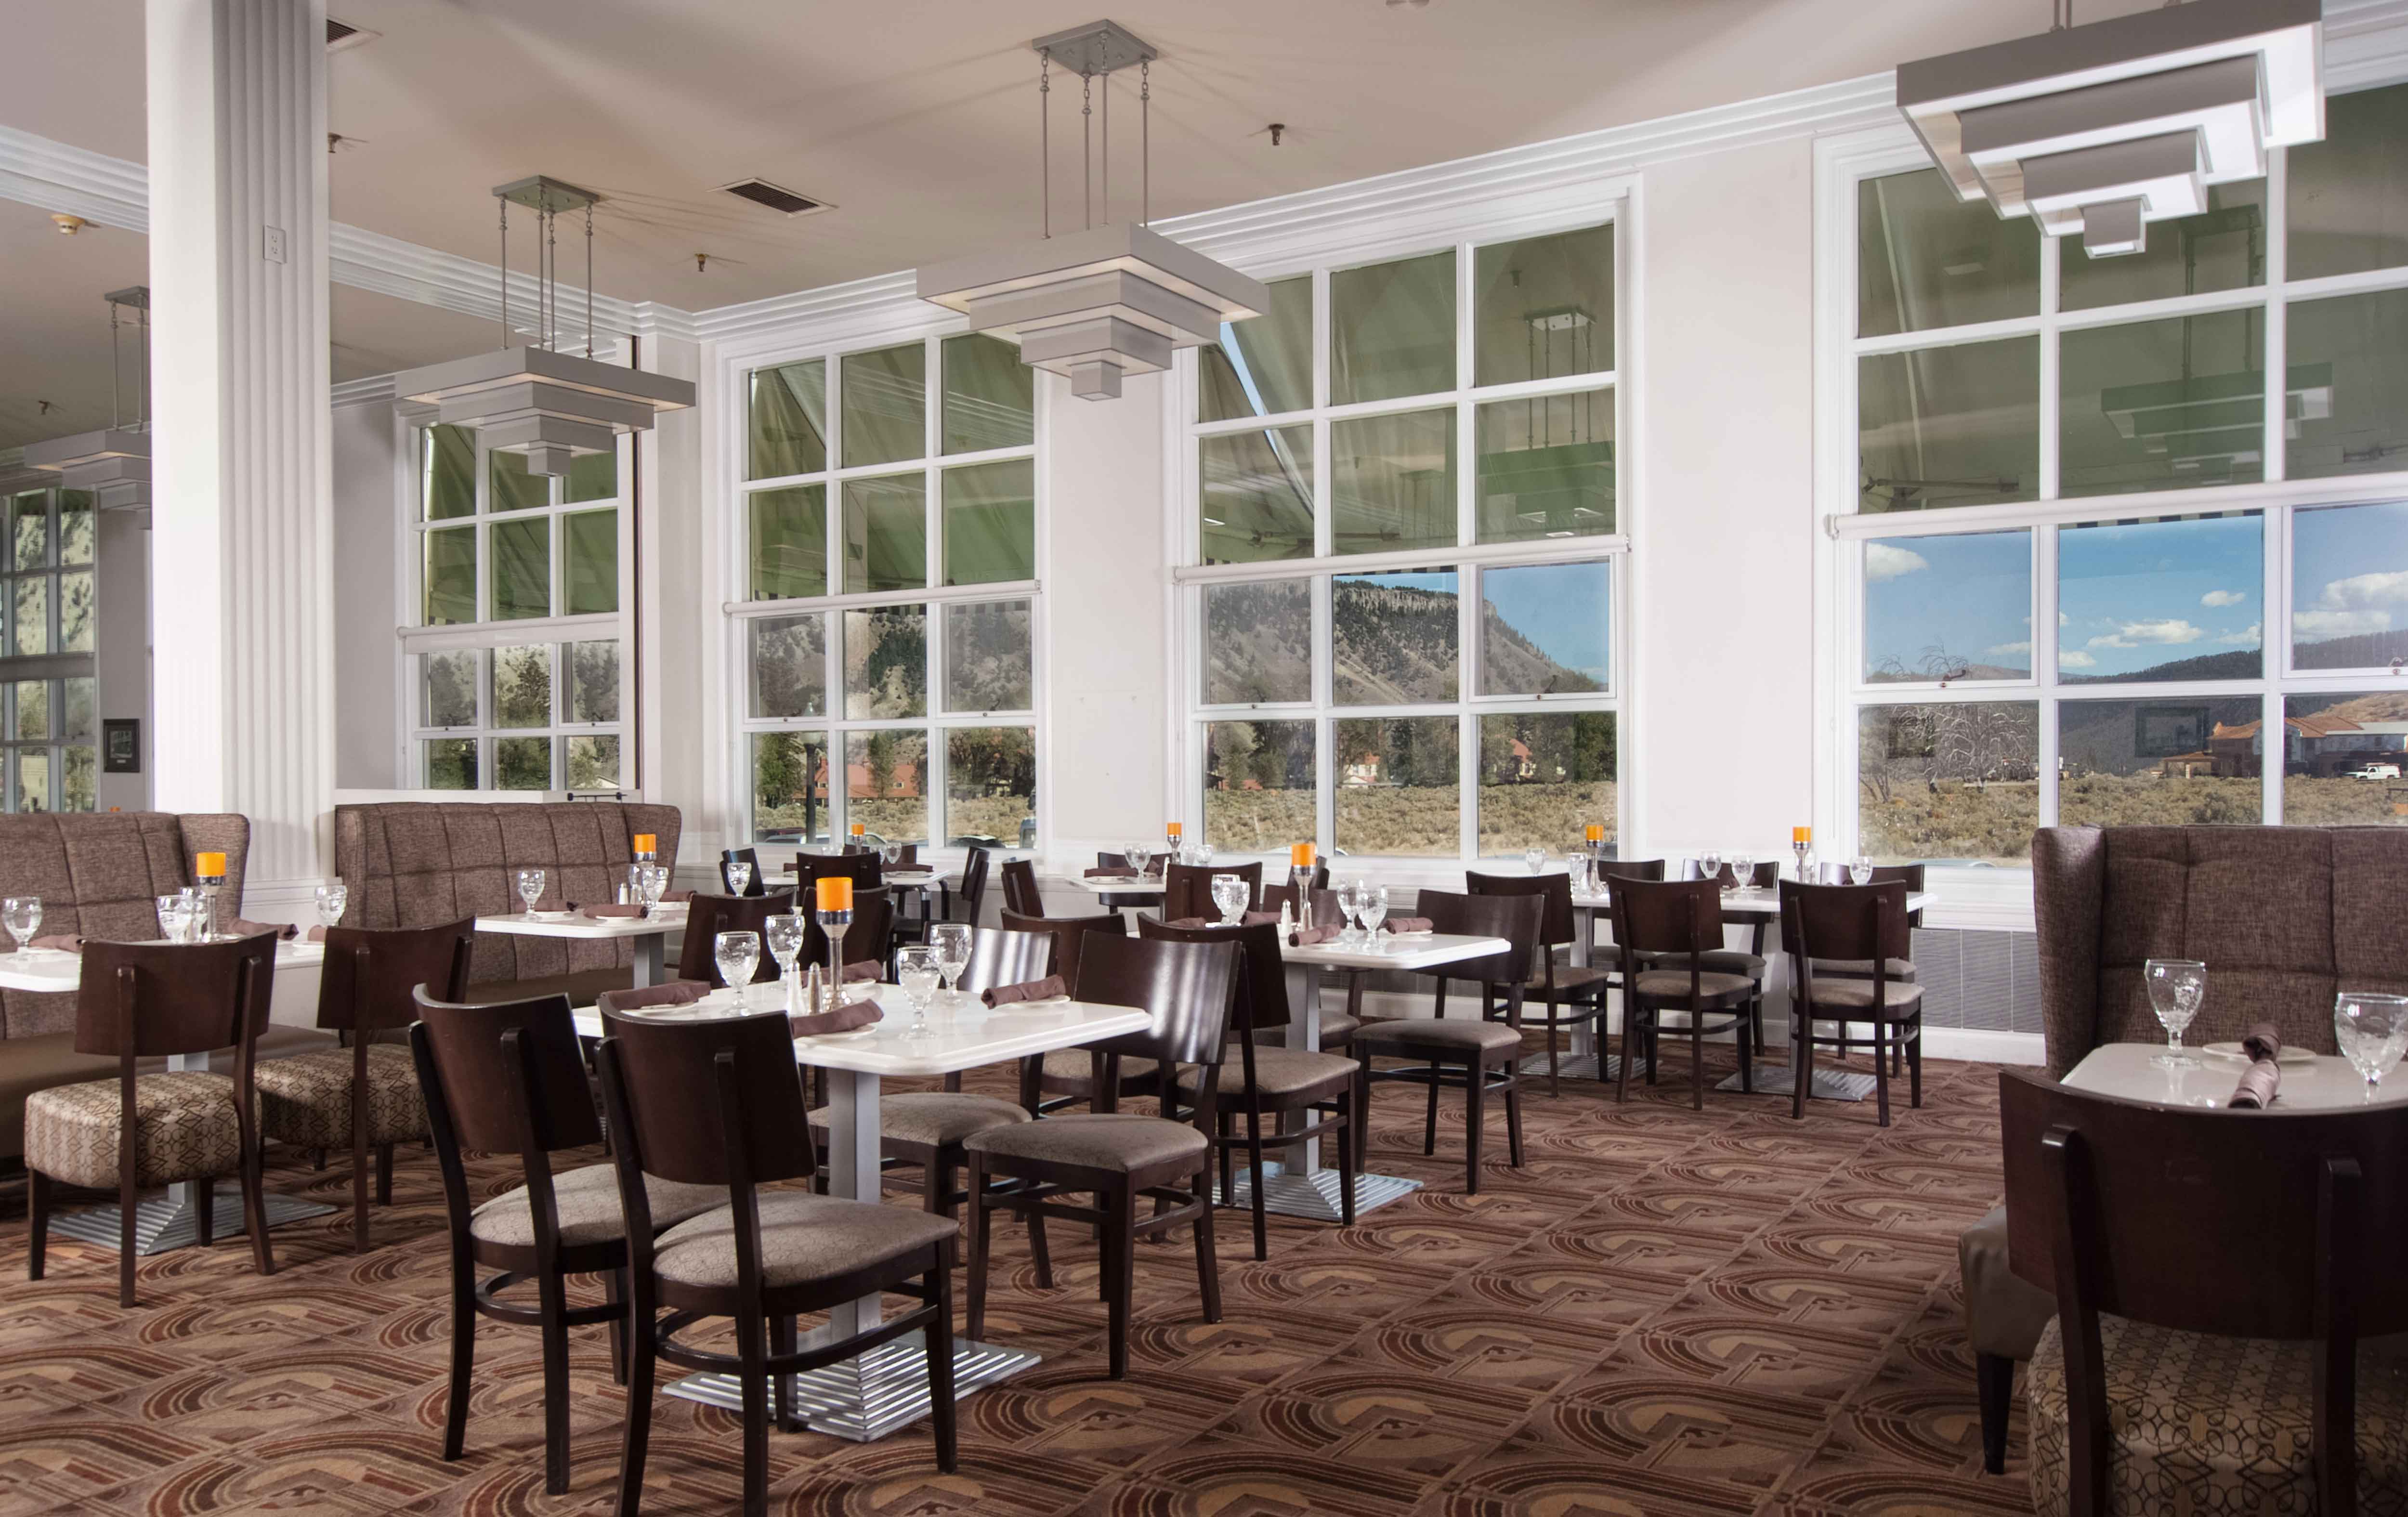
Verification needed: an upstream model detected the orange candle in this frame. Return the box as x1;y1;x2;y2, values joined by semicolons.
1166;821;1183;837
1792;825;1812;845
1290;842;1315;869
850;822;866;837
632;833;656;854
195;851;227;878
815;876;853;912
1584;824;1603;844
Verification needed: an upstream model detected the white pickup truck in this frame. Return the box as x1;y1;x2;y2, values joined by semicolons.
2345;762;2403;781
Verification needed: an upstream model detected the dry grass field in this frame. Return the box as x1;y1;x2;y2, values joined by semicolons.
1863;773;2408;863
1204;781;1617;857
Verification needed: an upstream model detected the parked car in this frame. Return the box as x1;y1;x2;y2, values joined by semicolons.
2346;762;2403;781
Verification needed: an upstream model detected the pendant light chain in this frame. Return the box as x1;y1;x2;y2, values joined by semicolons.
1082;69;1093;230
585;203;595;358
108;297;122;429
1040;51;1052;238
1141;59;1151;227
498;198;510;346
1100;64;1110;224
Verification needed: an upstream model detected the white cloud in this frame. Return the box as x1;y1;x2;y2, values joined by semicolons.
2292;608;2394;640
2058;612;2070;627
2201;589;2246;608
1987;640;2032;655
1864;544;1929;583
2316;571;2408;610
2215;622;2261;645
2087;619;2204;650
2059;650;2098;668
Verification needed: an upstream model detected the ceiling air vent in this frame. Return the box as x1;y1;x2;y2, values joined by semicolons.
327;18;379;51
719;179;829;217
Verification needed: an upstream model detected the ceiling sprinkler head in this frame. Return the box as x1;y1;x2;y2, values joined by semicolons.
1268;122;1286;146
51;213;87;235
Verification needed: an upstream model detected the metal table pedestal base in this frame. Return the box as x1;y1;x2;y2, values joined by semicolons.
664;1331;1034;1442
45;1190;337;1255
1715;1064;1878;1101
1215;1160;1419;1221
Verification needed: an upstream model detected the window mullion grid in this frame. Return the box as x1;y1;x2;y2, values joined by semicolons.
1455;239;1476;553
2264;141;2291;489
2035;523;2061;827
2038;232;2061;502
1313;267;1334;560
2264;498;2292;821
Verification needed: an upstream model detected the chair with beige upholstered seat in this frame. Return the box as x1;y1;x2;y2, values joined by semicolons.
1779;878;1923;1125
1611;876;1756;1109
1467;870;1614;1095
999;909;1153;1114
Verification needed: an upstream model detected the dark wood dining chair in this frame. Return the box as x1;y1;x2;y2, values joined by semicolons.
1466;871;1613;1096
938;925;1057;1094
675;889;801;987
799;887;895;980
934;845;991;928
999;858;1046;916
1779;879;1923;1125
1999;1071;2408;1516
997;908;1150;1114
408;988;726;1496
1610;876;1756;1109
254;916;473;1251
719;847;767;896
26;934;279;1306
1161;861;1261;922
596;1008;960;1516
965;931;1238;1378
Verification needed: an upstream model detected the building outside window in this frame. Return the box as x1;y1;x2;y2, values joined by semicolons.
1;485;96;811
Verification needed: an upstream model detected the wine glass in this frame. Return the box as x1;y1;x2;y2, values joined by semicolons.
2144;958;2207;1067
880;838;904;868
1698;852;1723;890
1192;841;1215;867
639;863;669;910
156;893;194;944
715;930;761;1012
1729;853;1754;894
1850;854;1875;886
897;944;942;1035
1359;883;1389;938
930;922;972;1002
1209;874;1249;927
724;858;754;895
2334;992;2408;1094
1334;878;1362;944
1125;842;1152;879
1523;844;1547;876
765;913;807;1002
515;869;546;919
314;880;348;933
3;897;41;953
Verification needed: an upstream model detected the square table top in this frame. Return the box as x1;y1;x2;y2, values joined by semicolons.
1569;884;1937;919
475;908;688;941
1060;874;1167;896
0;936;327;994
1281;932;1513;971
2063;1042;2406;1111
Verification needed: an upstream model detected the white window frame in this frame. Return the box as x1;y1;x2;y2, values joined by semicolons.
1;485;98;812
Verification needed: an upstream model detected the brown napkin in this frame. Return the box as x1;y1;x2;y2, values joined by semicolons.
1242;910;1283;927
790;999;882;1037
1165;916;1214;929
600;980;709;1014
2230;1060;2281;1109
2242;1022;2283;1063
228;918;298;941
1381;917;1433;934
1085;867;1138;880
28;934;82;953
1291;925;1340;946
983;974;1066;1007
572;903;645;918
842;960;882;983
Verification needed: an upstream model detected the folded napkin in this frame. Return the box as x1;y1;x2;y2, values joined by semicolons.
1381;917;1433;934
1243;910;1283;927
1084;867;1138;881
228;918;298;941
1290;925;1340;947
28;934;82;953
2242;1022;2283;1063
842;960;882;983
572;902;645;918
790;999;882;1037
983;974;1066;1007
659;890;694;905
1164;916;1214;929
600;980;709;1013
2229;1059;2281;1110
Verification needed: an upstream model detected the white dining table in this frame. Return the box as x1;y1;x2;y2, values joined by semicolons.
1058;872;1168;924
2064;1042;2408;1110
575;981;1151;1442
476;906;685;987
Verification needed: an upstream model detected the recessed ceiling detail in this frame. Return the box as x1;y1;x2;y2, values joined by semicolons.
326;17;378;52
719;179;831;217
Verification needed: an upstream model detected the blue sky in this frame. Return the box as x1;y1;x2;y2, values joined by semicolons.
1864;530;2031;677
2292;500;2408;649
1480;562;1611;680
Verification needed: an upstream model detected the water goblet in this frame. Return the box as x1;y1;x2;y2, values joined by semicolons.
1193;841;1215;867
898;945;942;1036
715;930;761;1013
930;922;972;1002
2335;991;2408;1095
156;893;194;944
515;868;546;919
639;863;669;910
1125;841;1152;879
1209;874;1249;927
314;880;348;933
2144;958;2207;1067
1729;854;1754;894
1698;852;1723;890
1335;878;1362;944
1523;844;1547;876
3;897;41;953
724;858;754;896
765;914;807;1006
1850;854;1875;886
1360;884;1389;938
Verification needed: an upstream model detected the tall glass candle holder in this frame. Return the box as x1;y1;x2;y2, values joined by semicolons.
193;851;228;941
815;876;854;1012
1289;843;1317;929
1791;826;1812;882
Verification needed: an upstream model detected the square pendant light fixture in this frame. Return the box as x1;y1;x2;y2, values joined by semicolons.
1897;0;2325;258
26;286;152;510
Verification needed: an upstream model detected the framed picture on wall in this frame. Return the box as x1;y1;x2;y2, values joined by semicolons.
102;718;141;774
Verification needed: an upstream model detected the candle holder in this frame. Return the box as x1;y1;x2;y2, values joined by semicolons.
1290;866;1317;929
817;907;852;1011
196;873;225;942
1793;839;1811;883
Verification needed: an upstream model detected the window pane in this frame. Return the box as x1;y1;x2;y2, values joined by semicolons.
749;613;827;719
2060;181;2264;311
2061;309;2264;496
943;600;1033;713
423;526;476;626
10;494;46;570
847;730;928;843
61;677;92;742
840;342;925;468
1203;719;1316;850
15;680;48;739
495;736;552;791
1477;711;1617;854
752;730;832;844
1201;425;1312;565
424;737;478;790
947;727;1034;846
749;484;827;601
62;746;93;812
567;639;619;724
1858;338;2039;513
2281;693;2408;824
1331;250;1455;405
565;448;616;504
1476;223;1613;387
563;510;617;615
1334;569;1458;705
2058;514;2262;682
843;604;927;719
941;459;1034;586
1480;561;1610;695
1475;388;1613;543
490;517;550;620
2291;501;2408;669
941;333;1034;454
1200;275;1313;422
2058;698;2264;826
1857;167;2042;337
749;359;828;479
57;571;92;654
840;473;927;594
2287;81;2408;281
422;425;477;520
489;449;550;513
12;579;44;655
1863;530;2031;682
1857;702;2039;863
490;644;552;729
566;734;620;790
422;650;479;728
58;492;93;565
1203;579;1311;705
15;750;47;813
1335;716;1458;855
1333;407;1455;556
2286;288;2408;481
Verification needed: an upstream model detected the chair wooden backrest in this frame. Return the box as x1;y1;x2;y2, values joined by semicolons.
1779;880;1910;1011
719;847;766;896
315;917;475;1034
75;935;276;1060
955;846;992;921
800;888;893;974
1597;857;1667;889
677;889;802;986
1072;930;1240;1081
1258;883;1342;926
955;927;1054;998
1163;861;1261;922
1609;877;1727;1006
597;1007;813;1191
1413;889;1541;988
1000;908;1120;989
999;859;1044;917
1466;870;1576;948
1138;916;1289;1035
1999;1070;2408;1516
794;852;884;893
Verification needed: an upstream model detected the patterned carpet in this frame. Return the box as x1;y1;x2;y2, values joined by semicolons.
0;1040;2026;1517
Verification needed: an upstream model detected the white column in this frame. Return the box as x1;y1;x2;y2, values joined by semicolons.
145;0;334;898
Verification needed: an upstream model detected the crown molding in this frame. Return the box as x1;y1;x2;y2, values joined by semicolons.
329;374;395;408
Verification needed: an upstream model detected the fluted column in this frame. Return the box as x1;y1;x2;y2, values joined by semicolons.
145;0;333;896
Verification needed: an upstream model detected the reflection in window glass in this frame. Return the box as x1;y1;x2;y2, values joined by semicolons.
1857;703;2039;863
11;494;46;569
1477;711;1616;853
749;613;826;719
841;473;927;594
565;448;617;504
422;425;477;520
61;677;93;742
941;334;1034;455
943;600;1032;713
12;579;43;655
424;527;475;626
1862;530;2031;682
1480;561;1609;695
1476;389;1612;543
58;572;92;654
841;342;926;468
1204;719;1316;850
422;650;479;728
752;730;832;844
1199;276;1312;422
2060;182;2265;310
749;484;826;601
848;729;929;843
491;645;552;729
1475;223;1613;387
1203;579;1311;706
2058;514;2262;682
563;510;617;616
1858;168;2042;338
2058;697;2264;826
2290;501;2408;670
1331;251;1455;405
425;738;478;790
566;734;619;790
15;680;47;739
1201;425;1312;565
1334;569;1458;705
490;517;550;620
15;750;47;813
1332;407;1455;556
2281;692;2408;824
748;359;828;480
58;493;93;564
495;736;552;790
489;450;550;513
1336;716;1459;856
567;640;619;724
2287;81;2408;281
2062;310;2264;496
941;459;1034;585
2286;288;2408;480
948;727;1035;846
62;746;92;811
1859;338;2039;512
843;605;927;719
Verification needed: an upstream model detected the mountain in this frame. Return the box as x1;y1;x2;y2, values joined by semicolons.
2063;647;2264;685
2293;628;2408;672
1331;584;1461;704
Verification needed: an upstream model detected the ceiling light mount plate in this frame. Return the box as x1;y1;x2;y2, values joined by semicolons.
493;175;601;216
1030;19;1156;75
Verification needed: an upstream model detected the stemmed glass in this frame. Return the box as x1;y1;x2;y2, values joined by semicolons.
930;922;972;1003
314;881;348;934
1191;841;1215;867
724;858;754;895
1359;884;1390;939
1209;874;1249;927
715;930;761;1012
1125;842;1152;879
1850;854;1876;886
1335;878;1363;944
4;897;41;953
1729;853;1754;895
515;868;546;920
1698;852;1723;891
639;863;669;911
156;893;195;944
2144;958;2207;1067
897;944;942;1036
2334;992;2408;1096
1523;845;1547;876
765;914;807;1009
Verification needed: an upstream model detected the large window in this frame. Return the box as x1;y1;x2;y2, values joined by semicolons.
405;425;627;789
1;488;96;811
1184;222;1623;861
737;334;1039;849
1842;83;2408;864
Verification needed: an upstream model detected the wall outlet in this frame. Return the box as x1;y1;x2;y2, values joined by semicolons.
262;225;288;264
